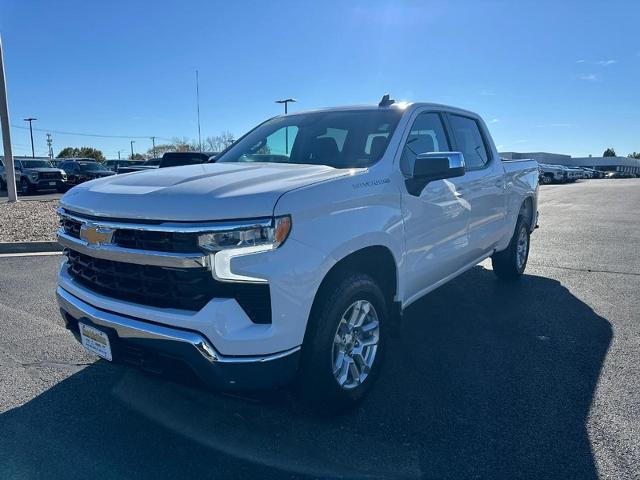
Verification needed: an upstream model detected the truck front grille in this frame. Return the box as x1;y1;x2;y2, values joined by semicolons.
40;171;62;180
113;229;200;253
61;217;199;253
64;249;271;322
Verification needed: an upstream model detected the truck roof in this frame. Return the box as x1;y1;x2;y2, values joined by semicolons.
279;102;480;119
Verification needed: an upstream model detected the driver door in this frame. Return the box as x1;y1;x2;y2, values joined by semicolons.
400;111;472;303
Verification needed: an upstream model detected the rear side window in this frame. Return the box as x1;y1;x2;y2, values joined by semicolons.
448;115;490;169
400;112;450;175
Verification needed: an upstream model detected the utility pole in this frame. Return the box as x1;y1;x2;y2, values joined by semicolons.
151;136;156;158
0;35;18;202
195;70;202;152
46;133;53;159
275;98;296;154
130;140;135;159
117;151;121;160
24;117;37;157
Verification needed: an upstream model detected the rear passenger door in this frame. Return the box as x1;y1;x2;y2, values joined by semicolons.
446;114;506;259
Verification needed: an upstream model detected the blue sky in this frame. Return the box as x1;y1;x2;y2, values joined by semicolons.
1;0;638;158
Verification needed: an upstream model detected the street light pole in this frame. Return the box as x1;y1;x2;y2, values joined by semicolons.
24;117;37;158
151;136;156;158
196;70;202;152
0;34;18;202
130;140;135;159
275;98;296;154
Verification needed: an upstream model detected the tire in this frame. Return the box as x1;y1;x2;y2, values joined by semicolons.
0;177;5;191
19;178;31;195
295;273;387;413
491;215;530;281
541;176;552;185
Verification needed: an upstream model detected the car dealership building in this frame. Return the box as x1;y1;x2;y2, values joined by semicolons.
500;152;640;175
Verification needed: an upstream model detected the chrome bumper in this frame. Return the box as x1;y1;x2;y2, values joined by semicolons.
57;230;210;269
57;287;300;365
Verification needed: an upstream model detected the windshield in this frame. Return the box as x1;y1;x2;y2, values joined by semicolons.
18;160;52;169
217;110;402;168
79;162;106;171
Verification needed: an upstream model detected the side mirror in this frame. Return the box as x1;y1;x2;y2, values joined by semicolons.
405;152;465;196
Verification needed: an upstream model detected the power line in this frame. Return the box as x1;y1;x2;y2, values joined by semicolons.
10;123;172;141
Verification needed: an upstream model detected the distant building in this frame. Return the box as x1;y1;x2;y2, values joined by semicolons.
500;151;640;174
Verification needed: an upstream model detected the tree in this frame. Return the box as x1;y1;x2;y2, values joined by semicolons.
129;153;145;161
145;143;176;158
628;152;640;159
204;131;235;153
171;137;199;152
603;148;616;157
57;146;105;162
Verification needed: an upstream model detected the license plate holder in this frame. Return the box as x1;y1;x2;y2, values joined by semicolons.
79;322;113;361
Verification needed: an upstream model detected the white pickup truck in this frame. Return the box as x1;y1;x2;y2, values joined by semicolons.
56;97;538;409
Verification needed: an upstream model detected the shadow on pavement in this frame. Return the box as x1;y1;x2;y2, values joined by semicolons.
0;266;612;479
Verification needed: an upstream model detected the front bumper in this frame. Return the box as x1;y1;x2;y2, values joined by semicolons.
30;179;66;190
57;287;300;390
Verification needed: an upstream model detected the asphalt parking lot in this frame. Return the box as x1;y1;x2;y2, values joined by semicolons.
0;179;638;480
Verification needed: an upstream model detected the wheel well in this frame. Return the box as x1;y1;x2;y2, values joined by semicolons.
315;246;398;305
520;197;534;230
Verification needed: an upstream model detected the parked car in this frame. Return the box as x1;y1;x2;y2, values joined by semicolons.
582;168;605;179
159;151;216;167
58;159;115;188
0;159;21;191
606;171;636;179
116;158;161;174
7;158;68;194
56;97;539;410
538;163;565;184
116;152;216;174
104;160;145;173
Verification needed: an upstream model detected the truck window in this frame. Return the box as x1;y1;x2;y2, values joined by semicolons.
400;112;450;176
218;110;402;169
448;114;490;169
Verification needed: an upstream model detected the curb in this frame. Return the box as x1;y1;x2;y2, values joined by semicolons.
0;241;63;254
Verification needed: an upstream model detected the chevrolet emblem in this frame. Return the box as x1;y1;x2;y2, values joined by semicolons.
80;224;115;245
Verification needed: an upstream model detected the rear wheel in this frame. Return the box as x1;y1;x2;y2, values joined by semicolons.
492;215;530;281
541;176;552;184
296;273;387;412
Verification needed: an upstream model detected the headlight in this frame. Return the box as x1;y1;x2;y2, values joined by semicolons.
198;215;291;252
198;216;291;283
61;172;67;180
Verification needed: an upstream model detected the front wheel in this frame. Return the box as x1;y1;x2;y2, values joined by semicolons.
491;215;530;281
296;273;387;412
19;179;31;195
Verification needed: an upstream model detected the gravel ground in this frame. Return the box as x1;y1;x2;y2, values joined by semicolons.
0;200;59;242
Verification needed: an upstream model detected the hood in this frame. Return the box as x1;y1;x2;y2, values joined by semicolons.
61;162;352;221
82;170;115;177
22;167;64;174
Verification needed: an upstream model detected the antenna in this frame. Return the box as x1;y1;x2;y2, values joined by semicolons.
378;93;395;107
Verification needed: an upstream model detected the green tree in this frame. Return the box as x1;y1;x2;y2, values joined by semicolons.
129;153;145;161
603;148;616;157
57;146;105;162
628;152;640;159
